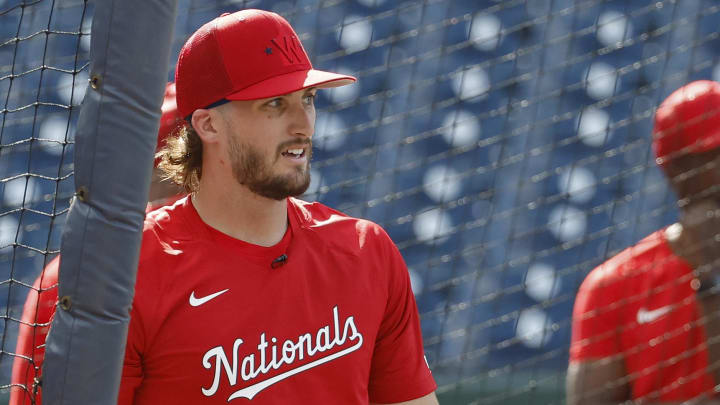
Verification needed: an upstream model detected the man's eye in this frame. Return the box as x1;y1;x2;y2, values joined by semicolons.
303;93;316;104
266;98;283;108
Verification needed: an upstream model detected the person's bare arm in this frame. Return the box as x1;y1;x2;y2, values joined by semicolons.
697;294;720;389
370;392;439;405
566;357;630;405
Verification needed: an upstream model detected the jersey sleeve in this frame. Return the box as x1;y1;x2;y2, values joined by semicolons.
569;266;623;362
117;302;145;405
117;219;172;405
367;229;437;403
10;256;60;405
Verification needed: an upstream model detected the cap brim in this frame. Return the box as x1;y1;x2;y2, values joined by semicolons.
225;69;356;101
654;127;720;166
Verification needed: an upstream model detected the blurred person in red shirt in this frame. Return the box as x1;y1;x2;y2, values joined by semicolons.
567;80;720;404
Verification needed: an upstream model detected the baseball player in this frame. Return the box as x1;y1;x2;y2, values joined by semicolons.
117;9;438;405
567;80;720;404
9;82;184;405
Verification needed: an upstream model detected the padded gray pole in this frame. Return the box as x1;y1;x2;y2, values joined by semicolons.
41;0;177;403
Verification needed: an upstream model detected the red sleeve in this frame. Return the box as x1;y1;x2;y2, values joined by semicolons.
117;227;158;405
117;305;144;405
569;266;623;362
10;256;60;405
367;229;437;403
118;221;165;405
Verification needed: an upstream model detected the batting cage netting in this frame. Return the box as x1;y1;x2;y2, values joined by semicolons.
1;0;89;402
2;0;720;404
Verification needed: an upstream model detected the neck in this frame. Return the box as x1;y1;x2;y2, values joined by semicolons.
192;164;288;247
665;221;719;276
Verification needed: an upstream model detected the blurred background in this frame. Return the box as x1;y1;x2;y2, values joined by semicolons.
1;0;719;403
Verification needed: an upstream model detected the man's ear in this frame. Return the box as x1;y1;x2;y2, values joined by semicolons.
191;108;222;144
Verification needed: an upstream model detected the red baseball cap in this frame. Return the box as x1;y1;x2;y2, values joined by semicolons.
174;9;357;118
652;80;720;166
157;82;179;151
153;82;181;166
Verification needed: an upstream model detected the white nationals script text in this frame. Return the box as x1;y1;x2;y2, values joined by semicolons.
201;305;364;401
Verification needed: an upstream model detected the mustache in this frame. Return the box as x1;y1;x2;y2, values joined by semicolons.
277;138;312;153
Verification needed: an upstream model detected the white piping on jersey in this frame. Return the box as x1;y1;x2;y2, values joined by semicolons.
201;305;364;400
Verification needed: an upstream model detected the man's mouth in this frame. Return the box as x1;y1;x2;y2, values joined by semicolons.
281;148;305;158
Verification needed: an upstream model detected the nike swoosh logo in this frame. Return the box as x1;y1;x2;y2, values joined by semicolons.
227;335;364;401
637;306;672;324
189;289;230;307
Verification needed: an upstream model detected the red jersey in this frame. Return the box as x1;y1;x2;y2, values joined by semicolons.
9;256;59;405
570;229;714;402
118;197;436;404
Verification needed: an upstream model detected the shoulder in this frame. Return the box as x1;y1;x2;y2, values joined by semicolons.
289;198;392;250
132;198;193;314
144;196;187;229
139;196;192;262
579;230;668;295
37;255;60;289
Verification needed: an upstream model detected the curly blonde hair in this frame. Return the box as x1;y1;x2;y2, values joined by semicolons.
156;123;203;193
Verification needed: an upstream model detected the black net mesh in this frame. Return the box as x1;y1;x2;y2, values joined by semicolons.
0;0;90;403
2;0;720;404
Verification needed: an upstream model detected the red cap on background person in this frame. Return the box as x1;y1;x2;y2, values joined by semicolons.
157;82;179;153
149;82;185;206
652;80;720;166
174;9;356;118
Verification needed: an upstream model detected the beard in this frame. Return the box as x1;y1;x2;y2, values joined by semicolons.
228;136;312;201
